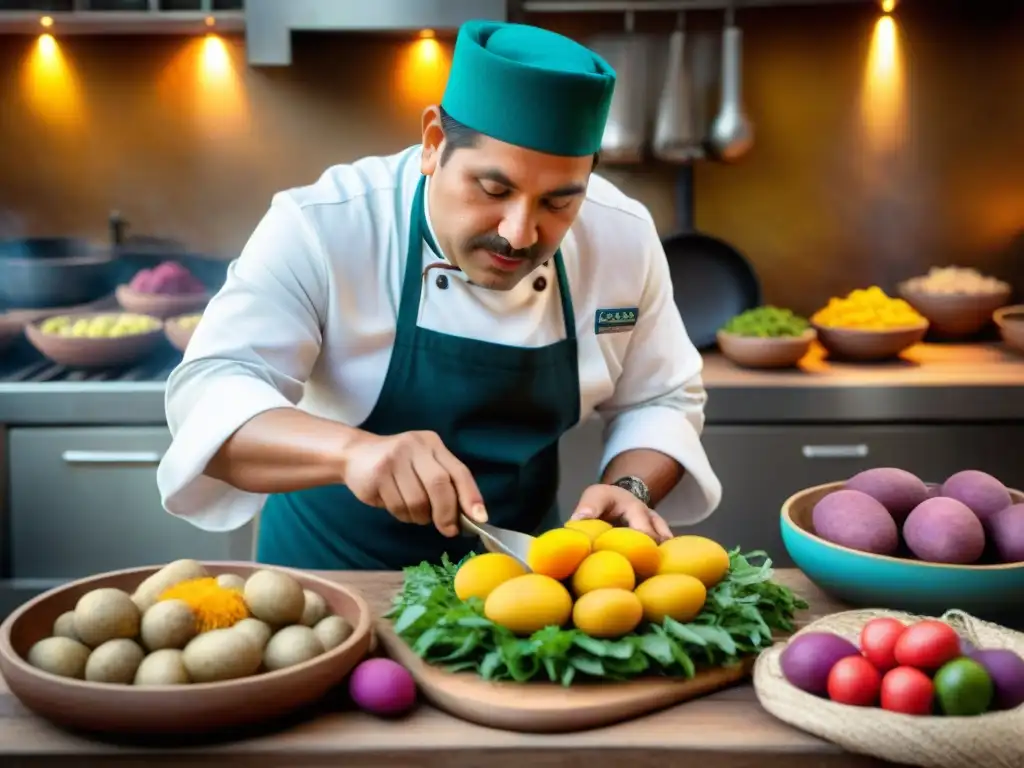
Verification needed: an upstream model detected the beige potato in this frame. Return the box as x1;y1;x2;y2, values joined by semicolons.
134;649;190;686
74;588;140;648
244;569;304;626
313;615;354;651
300;589;329;627
216;573;246;591
140;599;197;651
85;639;145;684
132;559;207;612
182;628;262;683
27;636;91;679
233;617;272;650
263;625;324;671
52;611;79;641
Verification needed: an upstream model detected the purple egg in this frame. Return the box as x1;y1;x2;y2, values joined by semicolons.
969;648;1024;710
812;490;899;555
348;658;417;717
845;467;929;523
780;632;861;696
902;497;986;564
988;504;1024;563
941;470;1012;524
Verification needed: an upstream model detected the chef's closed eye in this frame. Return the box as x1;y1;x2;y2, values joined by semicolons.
478;179;510;198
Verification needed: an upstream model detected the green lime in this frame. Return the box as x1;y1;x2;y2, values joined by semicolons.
934;658;994;716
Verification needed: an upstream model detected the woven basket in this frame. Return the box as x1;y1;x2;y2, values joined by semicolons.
754;608;1024;768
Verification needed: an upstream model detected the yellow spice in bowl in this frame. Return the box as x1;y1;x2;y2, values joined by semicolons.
812;287;924;330
160;577;249;633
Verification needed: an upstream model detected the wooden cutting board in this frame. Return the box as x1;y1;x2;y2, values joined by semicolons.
375;619;755;733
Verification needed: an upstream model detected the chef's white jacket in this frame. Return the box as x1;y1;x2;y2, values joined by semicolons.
157;145;722;532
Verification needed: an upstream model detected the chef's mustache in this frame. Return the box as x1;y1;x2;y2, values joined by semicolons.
467;233;540;261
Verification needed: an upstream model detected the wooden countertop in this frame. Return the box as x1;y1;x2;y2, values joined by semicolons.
0;570;888;768
702;341;1024;388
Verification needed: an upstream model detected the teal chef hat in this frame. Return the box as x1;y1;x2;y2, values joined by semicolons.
440;21;616;158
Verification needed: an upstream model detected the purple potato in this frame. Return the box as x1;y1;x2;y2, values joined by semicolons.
845;467;930;523
780;632;862;696
968;648;1024;710
902;497;986;564
348;658;417;716
988;504;1024;563
941;470;1012;525
812;490;899;555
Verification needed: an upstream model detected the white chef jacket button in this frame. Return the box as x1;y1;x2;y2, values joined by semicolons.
533;276;547;292
435;274;449;290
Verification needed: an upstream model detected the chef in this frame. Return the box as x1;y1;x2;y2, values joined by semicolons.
157;20;722;570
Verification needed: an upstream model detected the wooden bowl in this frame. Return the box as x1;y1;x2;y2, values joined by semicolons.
165;313;202;353
0;562;372;736
899;284;1011;339
993;305;1024;355
25;312;164;369
781;481;1024;620
716;329;815;369
116;284;210;320
811;321;928;362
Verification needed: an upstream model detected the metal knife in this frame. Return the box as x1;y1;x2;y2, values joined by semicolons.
459;514;534;571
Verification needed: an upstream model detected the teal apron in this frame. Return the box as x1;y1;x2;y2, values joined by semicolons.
256;171;581;570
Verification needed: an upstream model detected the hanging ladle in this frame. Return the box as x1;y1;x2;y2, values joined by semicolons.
707;3;754;162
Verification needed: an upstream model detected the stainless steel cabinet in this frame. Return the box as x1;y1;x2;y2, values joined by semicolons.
558;420;1024;567
9;427;253;580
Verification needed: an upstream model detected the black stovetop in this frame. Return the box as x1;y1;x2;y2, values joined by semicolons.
0;335;181;384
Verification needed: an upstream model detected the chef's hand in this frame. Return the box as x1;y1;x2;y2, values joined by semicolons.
570;484;673;542
339;429;487;537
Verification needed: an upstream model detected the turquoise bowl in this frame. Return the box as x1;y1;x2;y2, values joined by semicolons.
781;481;1024;621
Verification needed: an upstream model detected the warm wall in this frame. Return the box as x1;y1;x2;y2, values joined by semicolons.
0;0;1021;315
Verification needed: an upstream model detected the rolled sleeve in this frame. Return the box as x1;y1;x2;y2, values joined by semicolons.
157;194;328;532
596;221;723;526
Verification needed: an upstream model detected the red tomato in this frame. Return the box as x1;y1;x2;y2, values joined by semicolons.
827;655;882;706
860;617;906;672
893;620;961;671
880;666;935;715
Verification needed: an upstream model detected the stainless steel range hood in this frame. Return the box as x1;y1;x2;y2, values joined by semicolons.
245;0;508;66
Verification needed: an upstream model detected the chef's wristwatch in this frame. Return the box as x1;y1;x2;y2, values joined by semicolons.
612;475;651;507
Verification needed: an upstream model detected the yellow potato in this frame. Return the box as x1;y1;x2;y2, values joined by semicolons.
182;628;262;683
85;639;145;684
74;588;140;648
132;559;208;612
134;648;191;686
314;615;353;651
27;636;90;679
140;599;197;651
263;625;324;671
244;569;305;626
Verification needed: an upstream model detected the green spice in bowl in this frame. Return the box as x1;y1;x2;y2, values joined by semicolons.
717;307;815;369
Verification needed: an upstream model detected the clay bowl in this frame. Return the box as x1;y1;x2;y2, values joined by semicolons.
899;284;1011;339
781;481;1024;620
811;321;928;362
25;312;164;369
164;313;202;353
993;305;1024;355
716;329;816;369
0;561;372;736
116;284;210;320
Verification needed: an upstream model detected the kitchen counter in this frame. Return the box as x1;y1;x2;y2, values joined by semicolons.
0;341;1022;425
0;569;886;768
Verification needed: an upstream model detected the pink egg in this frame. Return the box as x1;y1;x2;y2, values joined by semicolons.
348;658;417;717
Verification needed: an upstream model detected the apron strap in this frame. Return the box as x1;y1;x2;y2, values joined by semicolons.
398;173;577;341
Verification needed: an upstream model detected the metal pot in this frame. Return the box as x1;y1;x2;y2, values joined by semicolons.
0;238;116;310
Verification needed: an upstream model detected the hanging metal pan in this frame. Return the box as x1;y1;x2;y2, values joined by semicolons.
663;166;761;350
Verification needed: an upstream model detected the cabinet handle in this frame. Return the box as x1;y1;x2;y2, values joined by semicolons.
801;444;869;459
61;450;163;466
